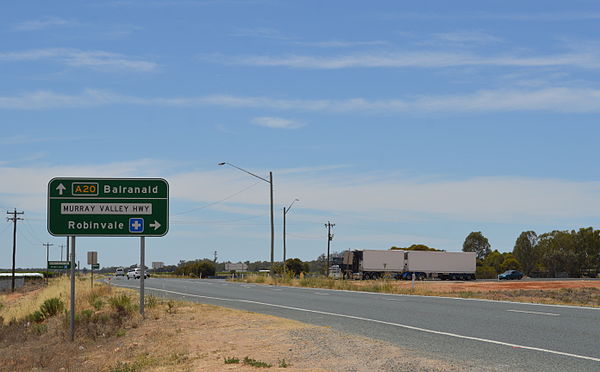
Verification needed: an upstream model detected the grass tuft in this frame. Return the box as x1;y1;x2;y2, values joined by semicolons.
279;358;291;368
40;297;64;318
243;356;272;368
224;356;240;364
109;293;134;316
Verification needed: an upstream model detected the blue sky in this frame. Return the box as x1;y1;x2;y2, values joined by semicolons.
2;1;600;269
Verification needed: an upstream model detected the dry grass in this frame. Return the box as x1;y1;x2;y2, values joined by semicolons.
0;275;130;325
0;277;70;324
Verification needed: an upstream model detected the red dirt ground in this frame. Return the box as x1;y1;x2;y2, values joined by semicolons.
409;280;600;292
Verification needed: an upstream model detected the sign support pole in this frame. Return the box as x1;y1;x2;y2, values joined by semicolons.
91;265;93;290
70;236;76;341
140;236;145;318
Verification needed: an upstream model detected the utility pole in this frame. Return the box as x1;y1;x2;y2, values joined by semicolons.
325;221;335;277
59;244;65;261
213;250;218;263
43;242;54;285
7;209;24;292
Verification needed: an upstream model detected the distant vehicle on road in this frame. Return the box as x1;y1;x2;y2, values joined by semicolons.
127;268;149;279
498;270;524;280
342;250;476;280
399;271;427;280
115;267;125;277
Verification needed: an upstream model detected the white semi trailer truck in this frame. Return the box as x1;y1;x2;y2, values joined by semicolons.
342;249;476;280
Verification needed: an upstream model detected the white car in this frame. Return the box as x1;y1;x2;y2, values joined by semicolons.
115;268;125;277
127;268;149;279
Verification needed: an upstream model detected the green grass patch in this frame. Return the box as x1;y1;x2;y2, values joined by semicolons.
243;356;272;368
224;357;240;364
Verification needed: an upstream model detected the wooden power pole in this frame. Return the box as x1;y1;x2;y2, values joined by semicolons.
7;209;24;292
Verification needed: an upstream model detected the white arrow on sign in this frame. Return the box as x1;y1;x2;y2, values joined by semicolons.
149;220;161;230
56;183;66;195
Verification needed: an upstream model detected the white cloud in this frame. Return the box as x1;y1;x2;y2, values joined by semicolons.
432;31;503;44
0;48;157;72
230;27;293;40
251;116;304;129
294;40;390;48
2;87;600;113
226;51;600;69
12;17;71;31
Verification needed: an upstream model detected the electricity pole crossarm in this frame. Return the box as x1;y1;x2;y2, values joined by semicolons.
7;209;24;292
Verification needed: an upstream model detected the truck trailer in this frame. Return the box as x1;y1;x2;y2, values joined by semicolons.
342;249;476;280
404;251;476;280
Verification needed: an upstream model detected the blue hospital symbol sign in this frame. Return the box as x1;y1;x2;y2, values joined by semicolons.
129;218;144;233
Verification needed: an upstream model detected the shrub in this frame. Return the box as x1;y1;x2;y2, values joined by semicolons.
166;300;176;314
279;359;291;368
40;297;64;318
26;310;45;323
476;265;497;279
224;357;240;364
243;356;272;368
88;292;104;310
145;295;158;308
109;294;134;316
174;259;216;277
80;309;94;322
32;323;48;335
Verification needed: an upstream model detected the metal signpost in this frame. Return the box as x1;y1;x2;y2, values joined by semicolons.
88;251;98;289
47;178;169;340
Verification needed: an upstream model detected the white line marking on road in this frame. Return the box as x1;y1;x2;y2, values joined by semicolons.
314;292;330;296
506;309;560;316
271;288;283;291
115;284;600;363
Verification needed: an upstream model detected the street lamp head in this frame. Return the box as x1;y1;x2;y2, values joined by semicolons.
217;162;226;166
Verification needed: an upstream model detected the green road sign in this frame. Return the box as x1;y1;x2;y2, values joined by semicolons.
91;263;100;269
48;178;169;237
48;261;71;270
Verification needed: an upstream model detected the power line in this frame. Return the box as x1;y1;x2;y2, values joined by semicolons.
21;219;44;244
174;181;261;216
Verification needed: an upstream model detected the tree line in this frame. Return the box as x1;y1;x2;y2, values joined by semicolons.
462;228;600;278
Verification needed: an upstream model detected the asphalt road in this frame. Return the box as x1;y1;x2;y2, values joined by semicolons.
112;278;600;371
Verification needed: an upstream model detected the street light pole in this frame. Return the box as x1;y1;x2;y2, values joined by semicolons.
283;198;299;267
269;171;274;273
218;162;275;275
